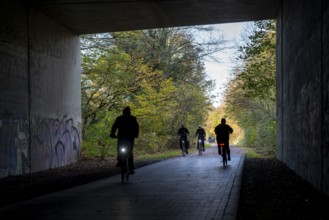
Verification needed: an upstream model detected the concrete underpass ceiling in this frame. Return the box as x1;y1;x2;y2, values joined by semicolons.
28;0;280;34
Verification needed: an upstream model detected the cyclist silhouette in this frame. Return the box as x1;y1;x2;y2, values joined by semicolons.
177;124;190;154
110;106;139;174
214;118;233;160
195;125;206;151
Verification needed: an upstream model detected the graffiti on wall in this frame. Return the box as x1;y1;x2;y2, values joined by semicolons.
0;119;29;178
0;115;81;178
31;115;81;172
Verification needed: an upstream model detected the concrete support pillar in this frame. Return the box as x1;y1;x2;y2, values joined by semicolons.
0;1;82;178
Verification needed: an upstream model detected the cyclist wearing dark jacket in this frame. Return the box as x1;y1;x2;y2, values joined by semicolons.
195;125;206;151
214;118;233;160
177;124;190;153
110;106;139;174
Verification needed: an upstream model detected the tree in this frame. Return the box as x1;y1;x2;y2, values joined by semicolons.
224;20;276;154
80;27;223;156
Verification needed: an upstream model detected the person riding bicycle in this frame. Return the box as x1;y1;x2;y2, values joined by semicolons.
214;118;233;160
195;125;206;151
110;106;139;174
177;124;190;154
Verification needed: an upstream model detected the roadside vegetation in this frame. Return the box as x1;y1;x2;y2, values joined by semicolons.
81;26;226;159
219;20;276;158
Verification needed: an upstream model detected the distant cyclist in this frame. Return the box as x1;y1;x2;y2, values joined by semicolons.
195;125;206;151
214;118;233;160
177;124;190;154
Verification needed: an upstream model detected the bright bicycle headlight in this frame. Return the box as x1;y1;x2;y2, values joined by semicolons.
120;147;126;153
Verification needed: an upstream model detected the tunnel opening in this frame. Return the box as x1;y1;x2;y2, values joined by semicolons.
1;0;328;199
79;20;277;160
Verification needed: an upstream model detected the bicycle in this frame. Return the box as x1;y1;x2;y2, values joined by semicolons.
118;146;130;183
219;142;228;167
181;139;188;156
197;137;204;156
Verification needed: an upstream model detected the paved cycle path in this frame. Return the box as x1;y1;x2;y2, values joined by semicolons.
0;145;245;220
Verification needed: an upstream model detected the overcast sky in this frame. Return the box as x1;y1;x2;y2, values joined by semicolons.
204;22;248;107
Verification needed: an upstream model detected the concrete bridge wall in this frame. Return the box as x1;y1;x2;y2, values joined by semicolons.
0;1;81;177
276;0;329;195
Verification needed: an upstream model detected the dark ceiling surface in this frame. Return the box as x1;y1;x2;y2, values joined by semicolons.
27;0;280;34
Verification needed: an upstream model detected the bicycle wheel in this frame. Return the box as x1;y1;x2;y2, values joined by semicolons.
222;147;227;167
198;138;203;155
181;140;186;156
120;159;130;183
125;169;129;182
121;166;125;183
